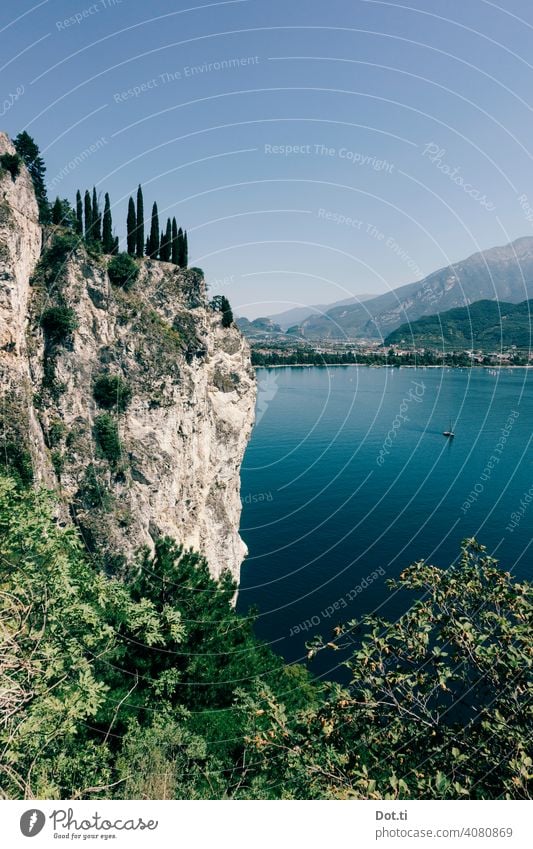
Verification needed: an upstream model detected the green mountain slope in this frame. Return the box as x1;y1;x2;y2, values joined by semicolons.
385;299;533;350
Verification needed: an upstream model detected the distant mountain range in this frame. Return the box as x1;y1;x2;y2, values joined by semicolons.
265;295;378;330
236;294;378;340
297;237;533;340
236;316;286;339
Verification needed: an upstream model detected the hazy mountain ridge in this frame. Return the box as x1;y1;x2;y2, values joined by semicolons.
264;294;378;330
237;294;378;340
299;237;533;340
236;315;285;339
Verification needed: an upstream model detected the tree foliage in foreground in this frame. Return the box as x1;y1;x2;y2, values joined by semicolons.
0;475;530;800
243;540;532;799
0;475;312;800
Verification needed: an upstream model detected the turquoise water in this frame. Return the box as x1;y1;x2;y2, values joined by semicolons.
237;367;532;678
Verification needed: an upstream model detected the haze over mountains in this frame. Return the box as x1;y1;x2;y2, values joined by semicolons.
256;237;533;341
265;295;378;331
236;294;379;339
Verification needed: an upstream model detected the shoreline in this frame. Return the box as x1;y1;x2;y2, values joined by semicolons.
253;363;533;370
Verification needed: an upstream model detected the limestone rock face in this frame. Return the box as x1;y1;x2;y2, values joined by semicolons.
0;132;256;581
0;132;49;489
0;133;42;349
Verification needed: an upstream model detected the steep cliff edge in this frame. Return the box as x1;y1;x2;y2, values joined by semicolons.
0;131;256;581
0;133;49;491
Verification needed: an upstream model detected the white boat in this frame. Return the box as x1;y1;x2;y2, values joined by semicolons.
443;419;455;439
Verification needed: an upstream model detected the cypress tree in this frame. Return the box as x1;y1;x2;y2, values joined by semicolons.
145;237;150;256
219;295;233;327
112;236;119;255
102;192;114;253
91;187;101;241
75;190;83;235
171;217;178;264
183;230;188;267
51;197;63;225
126;197;136;255
159;219;171;262
135;185;144;258
84;190;92;239
176;227;184;266
148;202;160;259
13;131;50;223
165;218;172;261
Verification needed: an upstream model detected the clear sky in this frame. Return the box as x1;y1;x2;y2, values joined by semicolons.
2;0;533;317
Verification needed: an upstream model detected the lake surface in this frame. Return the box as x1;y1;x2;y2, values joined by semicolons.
237;367;532;679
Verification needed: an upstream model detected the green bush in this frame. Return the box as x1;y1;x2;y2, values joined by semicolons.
189;266;204;277
44;232;79;264
107;253;139;288
0;152;21;180
93;374;132;412
40;306;77;342
85;238;103;259
0;478;314;800
0;442;33;486
47;419;66;448
41;352;66;400
0;403;34;487
50;449;64;478
93;414;121;463
247;539;533;800
33;232;80;289
0;476;115;798
210;295;234;327
77;463;112;510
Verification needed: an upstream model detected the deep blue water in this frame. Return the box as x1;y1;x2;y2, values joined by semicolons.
237;367;532;679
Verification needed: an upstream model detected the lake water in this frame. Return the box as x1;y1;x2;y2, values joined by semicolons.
237;367;532;679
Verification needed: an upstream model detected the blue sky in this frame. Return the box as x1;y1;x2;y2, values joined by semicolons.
2;0;533;317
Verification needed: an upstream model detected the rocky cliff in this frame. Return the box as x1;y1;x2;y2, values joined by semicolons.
0;131;256;581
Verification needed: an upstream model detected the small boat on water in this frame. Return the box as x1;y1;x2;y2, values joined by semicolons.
443;419;455;439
